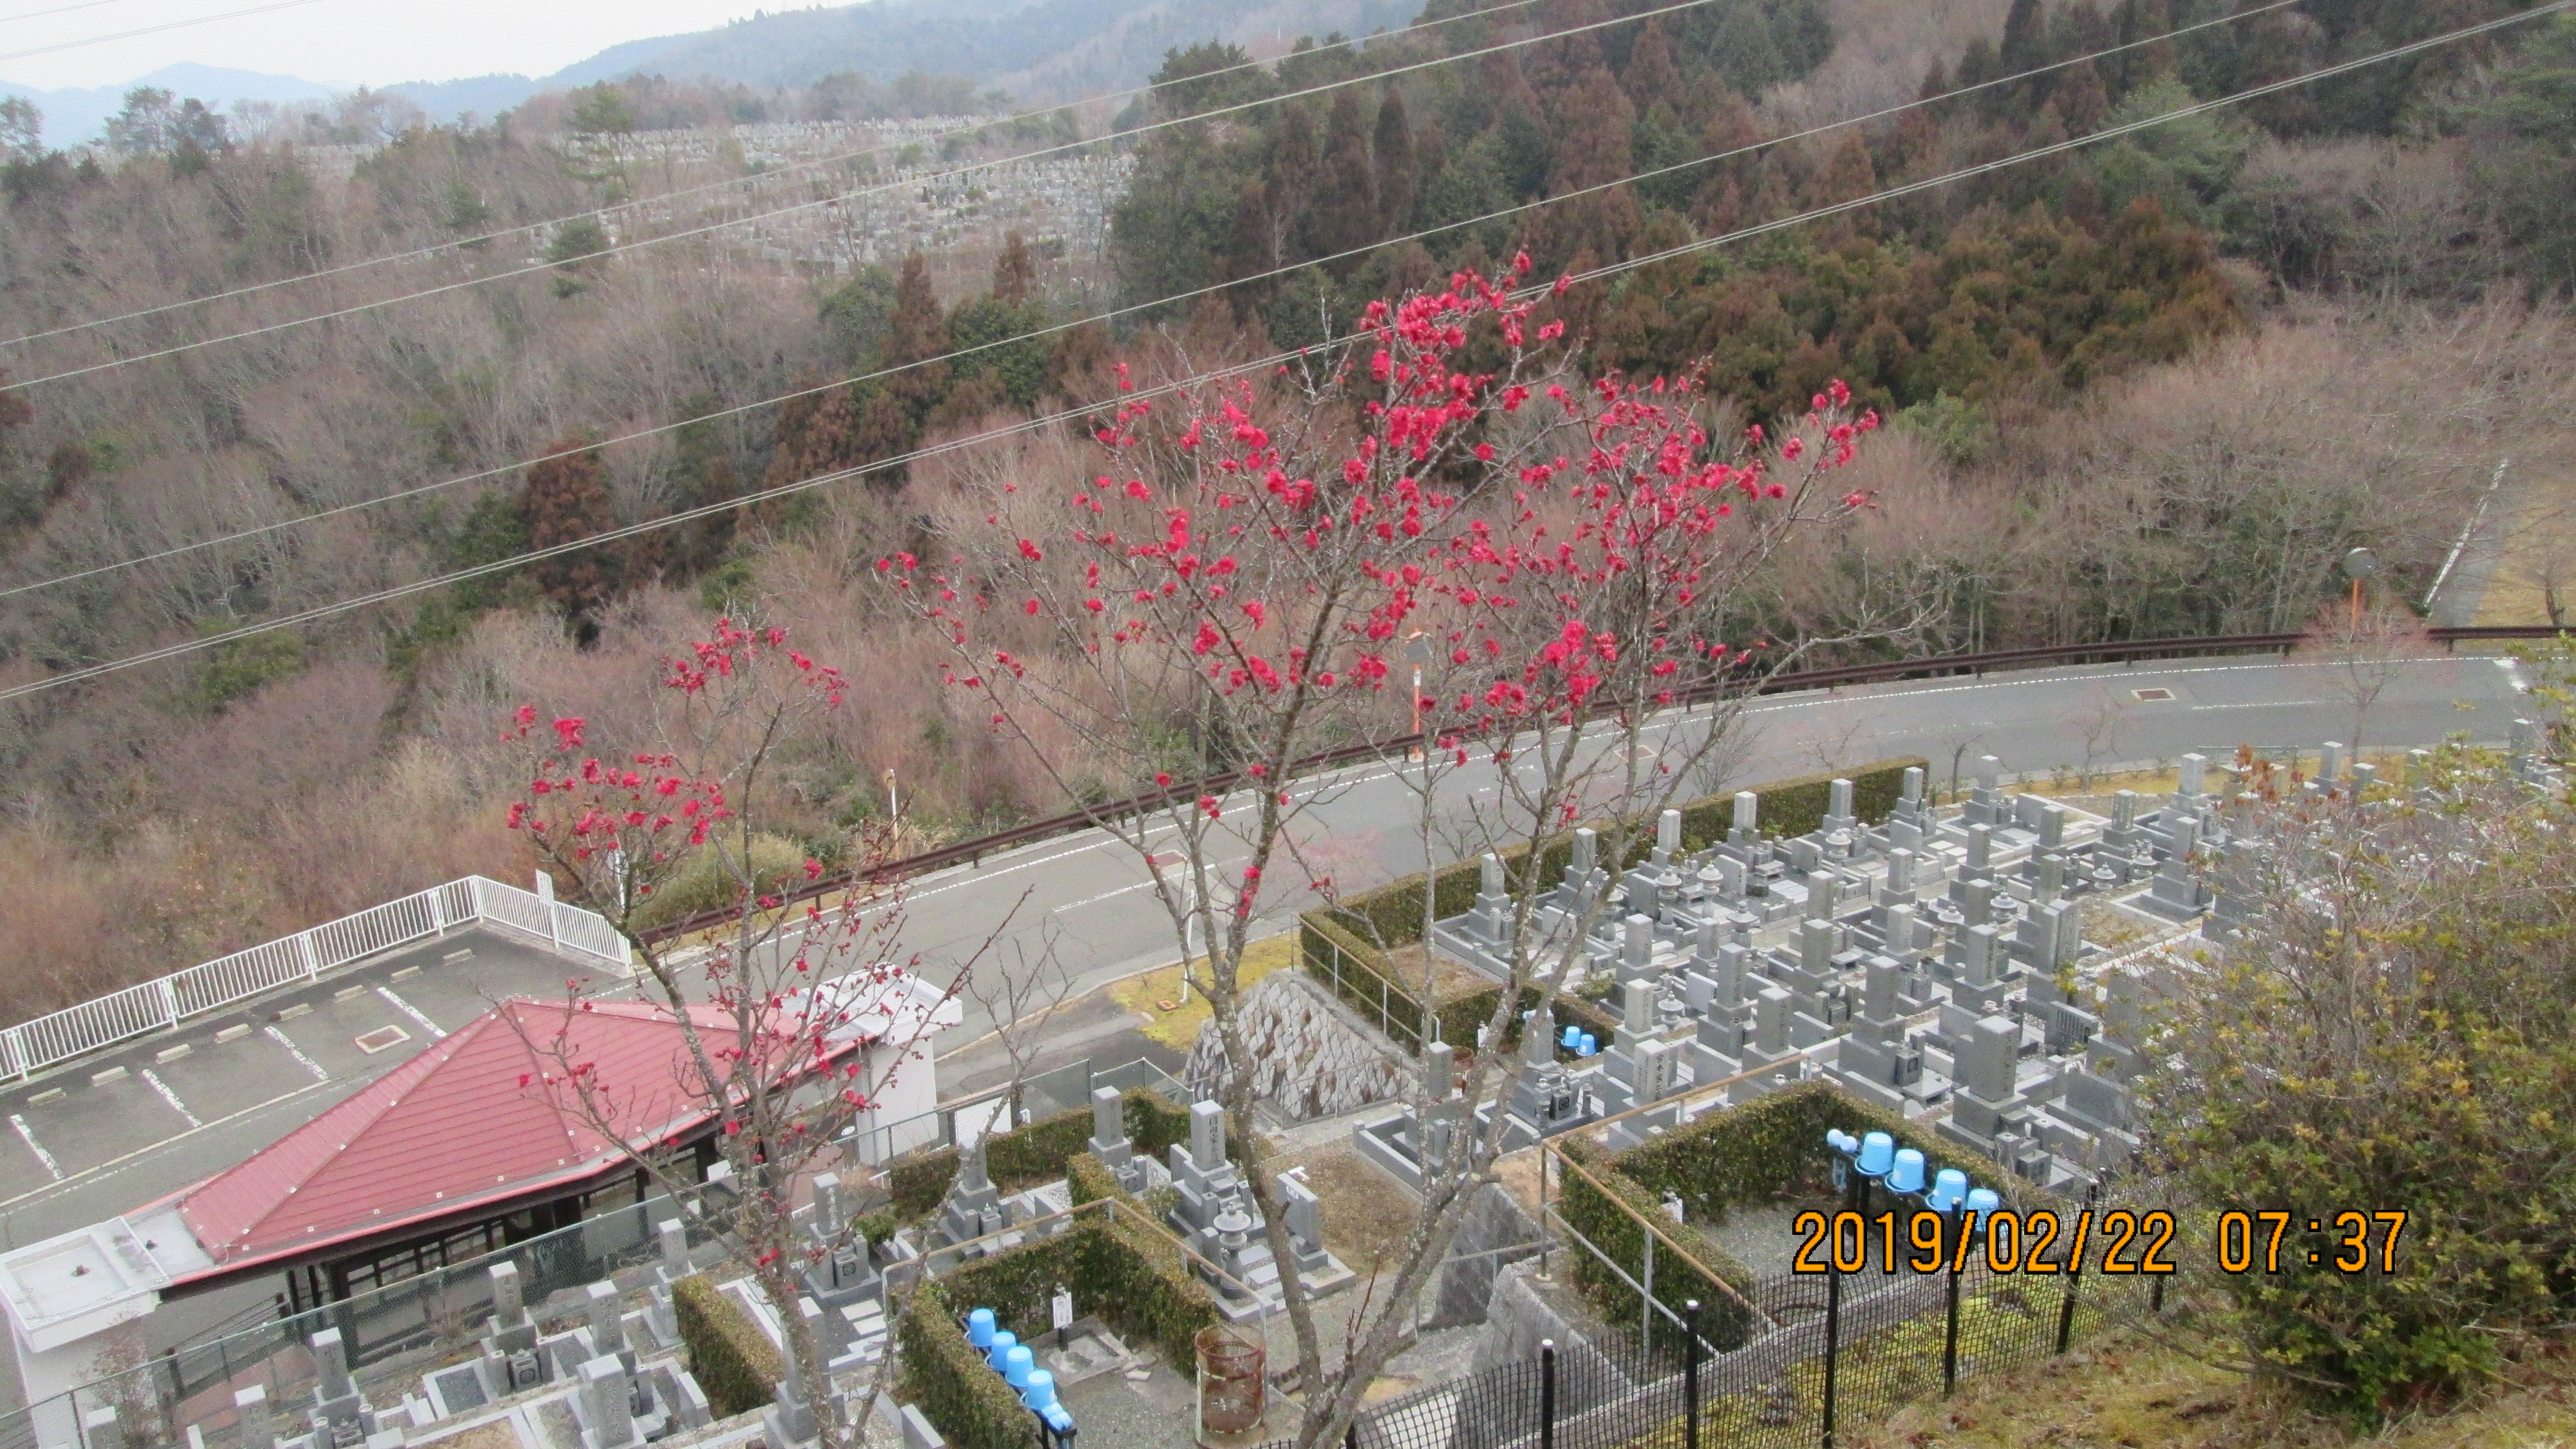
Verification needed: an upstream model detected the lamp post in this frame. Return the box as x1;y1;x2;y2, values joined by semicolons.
2342;547;2379;633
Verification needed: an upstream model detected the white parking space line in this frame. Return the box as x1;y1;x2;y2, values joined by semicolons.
376;985;448;1039
264;1024;330;1081
139;1068;203;1129
10;1113;61;1180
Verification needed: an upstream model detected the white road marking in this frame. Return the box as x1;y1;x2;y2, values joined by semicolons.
10;1113;61;1180
376;985;447;1039
264;1025;330;1081
0;1076;347;1213
138;1069;202;1129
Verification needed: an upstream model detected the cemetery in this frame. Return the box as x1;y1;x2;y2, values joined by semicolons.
6;727;2562;1449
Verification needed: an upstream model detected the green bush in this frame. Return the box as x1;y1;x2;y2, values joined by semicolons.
889;1090;1194;1219
900;1280;1033;1449
671;1274;779;1417
631;831;807;931
2149;752;2576;1412
1052;1154;1221;1368
1555;1082;2053;1348
905;1189;1221;1448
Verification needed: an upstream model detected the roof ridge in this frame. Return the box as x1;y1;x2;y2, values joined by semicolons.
184;1010;503;1258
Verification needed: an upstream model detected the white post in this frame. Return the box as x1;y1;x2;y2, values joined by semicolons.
428;883;449;933
157;979;182;1032
536;870;561;952
297;929;323;981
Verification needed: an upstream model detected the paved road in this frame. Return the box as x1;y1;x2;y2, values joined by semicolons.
0;648;2532;1415
910;650;2533;1045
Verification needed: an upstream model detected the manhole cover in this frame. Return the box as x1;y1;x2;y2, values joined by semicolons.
2131;688;2175;702
354;1025;411;1054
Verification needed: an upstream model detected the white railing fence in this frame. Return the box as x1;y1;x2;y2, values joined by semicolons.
0;877;631;1081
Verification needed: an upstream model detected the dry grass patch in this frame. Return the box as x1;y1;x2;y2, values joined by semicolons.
1849;1323;2576;1449
1106;932;1294;1050
1263;1144;1421;1272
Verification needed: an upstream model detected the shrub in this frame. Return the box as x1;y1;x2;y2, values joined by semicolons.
899;1280;1033;1449
671;1273;779;1417
1555;1082;2052;1348
905;1188;1220;1448
629;831;807;931
2148;752;2576;1412
889;1090;1193;1219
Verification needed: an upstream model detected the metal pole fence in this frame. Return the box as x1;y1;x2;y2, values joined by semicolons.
1684;1299;1703;1449
1539;1339;1557;1449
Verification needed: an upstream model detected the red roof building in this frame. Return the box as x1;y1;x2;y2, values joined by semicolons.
146;995;871;1298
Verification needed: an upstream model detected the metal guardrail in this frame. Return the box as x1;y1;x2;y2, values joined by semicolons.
1;877;631;1081
643;626;2570;941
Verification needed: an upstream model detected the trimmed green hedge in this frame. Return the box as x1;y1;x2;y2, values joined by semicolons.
900;1279;1034;1449
1555;1082;2057;1349
1300;758;1926;1055
1055;1153;1222;1368
671;1273;780;1418
889;1090;1193;1219
905;1175;1221;1449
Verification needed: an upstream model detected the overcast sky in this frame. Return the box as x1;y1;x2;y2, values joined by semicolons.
0;0;771;91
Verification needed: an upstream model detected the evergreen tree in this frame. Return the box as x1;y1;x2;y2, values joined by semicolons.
522;441;618;633
1263;103;1322;267
884;252;950;413
1532;67;1639;273
1689;92;1764;235
1526;0;1611;93
1813;132;1881;242
1999;0;2049;76
821;264;899;367
1708;3;1786;91
1308;91;1379;263
1622;18;1685;117
1374;90;1418;233
992;230;1038;306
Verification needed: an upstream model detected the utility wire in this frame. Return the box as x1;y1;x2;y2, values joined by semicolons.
9;0;2553;704
0;0;143;27
0;0;1562;351
0;0;332;62
0;0;2304;603
0;0;1727;388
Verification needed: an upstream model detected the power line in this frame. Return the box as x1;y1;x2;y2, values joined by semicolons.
0;0;1722;389
0;0;1562;352
0;0;333;63
0;0;139;27
0;0;2303;604
10;0;2550;705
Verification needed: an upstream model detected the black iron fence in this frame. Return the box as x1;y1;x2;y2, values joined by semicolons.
1273;1198;2168;1449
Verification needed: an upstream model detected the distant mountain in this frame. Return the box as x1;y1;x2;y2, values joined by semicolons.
2;0;1419;139
0;63;338;146
546;0;1177;94
992;0;1420;106
382;74;543;122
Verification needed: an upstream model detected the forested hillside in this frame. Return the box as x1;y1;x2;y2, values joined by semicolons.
0;0;2572;1024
